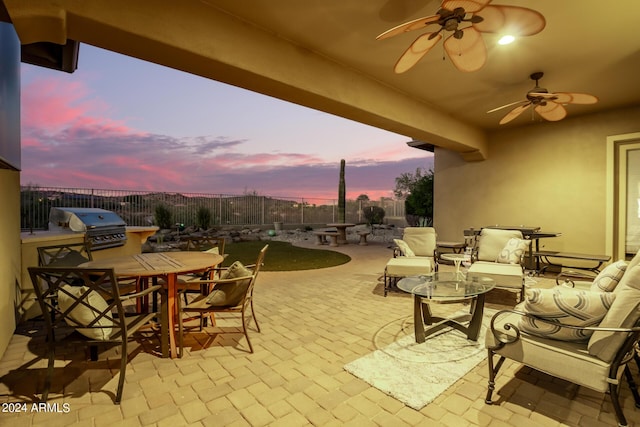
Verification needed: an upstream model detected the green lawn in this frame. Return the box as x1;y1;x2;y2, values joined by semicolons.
222;240;351;271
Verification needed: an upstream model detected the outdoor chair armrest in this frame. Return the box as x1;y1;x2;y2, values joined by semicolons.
488;308;640;348
555;270;598;286
176;275;254;291
119;284;164;301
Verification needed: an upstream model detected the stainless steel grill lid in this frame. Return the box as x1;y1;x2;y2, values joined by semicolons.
48;207;127;250
49;207;126;231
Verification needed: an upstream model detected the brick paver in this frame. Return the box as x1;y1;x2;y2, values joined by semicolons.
0;236;637;426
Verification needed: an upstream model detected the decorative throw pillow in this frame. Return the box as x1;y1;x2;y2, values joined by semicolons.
57;285;113;340
517;287;616;342
496;238;529;264
206;261;253;306
393;239;415;257
590;260;627;293
588;264;640;362
205;247;219;255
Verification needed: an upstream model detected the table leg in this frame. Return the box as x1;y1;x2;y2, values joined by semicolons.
466;294;485;341
165;273;178;358
414;295;426;343
454;259;463;279
337;227;348;244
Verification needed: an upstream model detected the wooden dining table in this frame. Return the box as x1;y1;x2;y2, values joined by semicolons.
80;251;224;358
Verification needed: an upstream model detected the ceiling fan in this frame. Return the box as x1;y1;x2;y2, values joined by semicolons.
376;0;545;73
487;72;599;125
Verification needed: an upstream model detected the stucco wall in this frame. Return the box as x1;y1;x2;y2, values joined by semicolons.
0;170;19;359
434;105;640;256
0;22;20;359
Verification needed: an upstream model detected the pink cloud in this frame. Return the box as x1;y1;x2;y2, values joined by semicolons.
20;75;433;201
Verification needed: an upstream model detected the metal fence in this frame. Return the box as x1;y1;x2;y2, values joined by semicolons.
20;186;405;231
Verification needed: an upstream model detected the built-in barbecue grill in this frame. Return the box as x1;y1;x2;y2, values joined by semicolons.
48;207;127;250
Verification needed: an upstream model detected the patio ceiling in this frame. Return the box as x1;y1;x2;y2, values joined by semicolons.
2;0;640;160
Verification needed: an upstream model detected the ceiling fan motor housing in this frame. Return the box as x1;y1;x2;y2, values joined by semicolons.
527;88;547;104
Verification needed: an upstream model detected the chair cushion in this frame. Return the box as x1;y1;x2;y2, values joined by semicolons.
486;311;616;392
393;239;415;257
467;261;523;289
588;264;640;362
517;288;616;342
206;261;252;307
477;229;523;262
58;285;113;340
385;257;433;277
626;248;640;271
590;260;627;293
496;238;530;264
402;227;436;257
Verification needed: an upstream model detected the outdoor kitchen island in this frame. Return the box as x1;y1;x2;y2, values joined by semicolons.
19;225;158;319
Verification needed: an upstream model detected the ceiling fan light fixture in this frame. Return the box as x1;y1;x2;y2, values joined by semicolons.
498;35;515;45
376;0;546;73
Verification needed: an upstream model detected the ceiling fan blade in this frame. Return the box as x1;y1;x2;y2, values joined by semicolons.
528;92;558;98
443;26;486;72
552;92;599;104
499;103;531;125
487;99;529;114
442;0;491;14
535;102;567;121
376;15;441;40
473;5;545;36
394;32;443;73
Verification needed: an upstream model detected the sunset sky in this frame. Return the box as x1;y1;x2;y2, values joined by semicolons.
19;44;433;201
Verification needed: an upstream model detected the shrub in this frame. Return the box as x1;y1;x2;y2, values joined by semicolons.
363;206;385;226
154;204;173;229
196;206;212;230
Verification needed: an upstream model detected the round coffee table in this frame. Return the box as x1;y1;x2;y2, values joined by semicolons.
397;272;495;343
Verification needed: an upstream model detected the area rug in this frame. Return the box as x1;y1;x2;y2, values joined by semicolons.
344;309;496;410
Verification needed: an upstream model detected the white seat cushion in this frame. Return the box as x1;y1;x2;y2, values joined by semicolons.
467;261;523;289
385;257;433;277
588;262;640;362
590;260;627;292
477;229;524;262
486;311;615;392
402;227;437;257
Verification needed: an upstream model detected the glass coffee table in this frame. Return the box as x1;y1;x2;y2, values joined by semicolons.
397;272;495;343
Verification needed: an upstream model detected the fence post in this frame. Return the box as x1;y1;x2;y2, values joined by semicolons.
301;198;304;225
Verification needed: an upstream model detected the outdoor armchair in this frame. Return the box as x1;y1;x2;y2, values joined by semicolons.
486;251;640;426
467;228;527;300
183;235;226;254
28;266;167;404
157;236;227;304
393;226;438;268
384;227;438;296
177;244;268;355
37;241;93;267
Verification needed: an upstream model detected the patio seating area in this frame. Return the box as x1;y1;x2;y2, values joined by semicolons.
1;239;639;426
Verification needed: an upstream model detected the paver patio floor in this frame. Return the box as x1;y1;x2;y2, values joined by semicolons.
1;237;638;426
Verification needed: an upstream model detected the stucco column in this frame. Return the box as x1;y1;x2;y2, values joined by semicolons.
0;21;21;359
